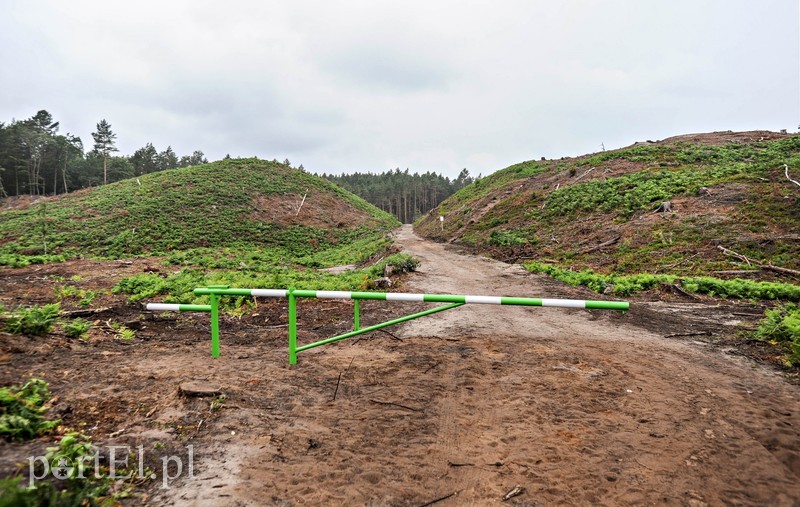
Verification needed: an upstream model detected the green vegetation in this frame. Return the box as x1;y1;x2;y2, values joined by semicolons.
0;253;68;268
109;322;136;341
3;303;61;336
369;253;420;277
114;251;420;306
537;164;748;219
488;229;528;247
0;158;397;266
416;135;800;330
0;109;208;197
434;160;549;217
0;379;60;441
63;318;93;339
115;267;369;306
0;432;140;506
55;285;97;307
753;304;800;366
525;262;800;300
326;168;475;223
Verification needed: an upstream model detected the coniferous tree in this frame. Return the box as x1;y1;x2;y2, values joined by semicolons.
325;168;473;223
91;119;118;185
158;146;179;171
131;143;159;176
178;150;208;168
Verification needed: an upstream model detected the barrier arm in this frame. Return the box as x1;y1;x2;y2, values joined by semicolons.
147;287;629;364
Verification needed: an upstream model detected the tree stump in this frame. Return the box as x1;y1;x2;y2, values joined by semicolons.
655;201;673;213
179;381;222;397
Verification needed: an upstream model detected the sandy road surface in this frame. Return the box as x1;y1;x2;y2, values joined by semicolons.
153;225;800;506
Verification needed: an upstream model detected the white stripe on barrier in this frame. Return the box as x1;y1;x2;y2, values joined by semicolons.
252;289;288;298
147;303;182;311
386;293;426;302
316;291;353;300
542;298;585;308
465;295;503;305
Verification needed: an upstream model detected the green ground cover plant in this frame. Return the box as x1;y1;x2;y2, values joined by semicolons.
369;253;420;277
524;262;800;300
0;378;60;441
3;303;61;336
63;318;93;339
537;163;750;220
0;159;397;265
753;303;800;365
114;267;370;306
0;432;141;506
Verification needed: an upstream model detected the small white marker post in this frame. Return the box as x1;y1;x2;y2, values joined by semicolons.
439;215;444;231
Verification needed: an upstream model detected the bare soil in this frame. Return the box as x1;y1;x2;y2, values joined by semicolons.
1;225;799;506
251;192;381;229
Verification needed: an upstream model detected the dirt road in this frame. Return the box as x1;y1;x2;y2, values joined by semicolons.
152;225;799;506
7;226;795;505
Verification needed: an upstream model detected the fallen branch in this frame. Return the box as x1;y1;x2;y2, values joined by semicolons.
423;361;440;374
762;264;800;277
369;399;422;412
447;461;474;467
670;284;699;300
501;485;525;502
295;188;309;216
62;307;113;318
376;328;403;341
658;253;700;273
711;270;763;275
785;164;800;187
333;357;355;401
664;331;712;338
717;245;800;277
574;167;595;182
108;427;127;438
718;245;752;266
418;491;460;507
581;235;620;254
332;373;343;401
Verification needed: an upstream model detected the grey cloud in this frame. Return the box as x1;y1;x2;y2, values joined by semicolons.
1;0;797;179
320;45;456;92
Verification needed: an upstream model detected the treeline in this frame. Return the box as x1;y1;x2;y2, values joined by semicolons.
325;168;477;223
0;110;207;197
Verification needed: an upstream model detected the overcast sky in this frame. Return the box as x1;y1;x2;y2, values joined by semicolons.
1;1;798;179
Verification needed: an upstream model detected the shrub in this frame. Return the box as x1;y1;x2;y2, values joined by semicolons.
369;253;420;277
4;303;61;336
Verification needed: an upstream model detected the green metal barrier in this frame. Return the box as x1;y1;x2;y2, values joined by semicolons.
147;287;629;364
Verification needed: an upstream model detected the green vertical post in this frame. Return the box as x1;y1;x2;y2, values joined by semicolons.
207;285;228;358
210;293;221;358
353;299;360;331
288;288;297;365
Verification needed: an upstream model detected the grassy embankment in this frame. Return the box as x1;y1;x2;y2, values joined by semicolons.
415;134;800;363
0;158;402;304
